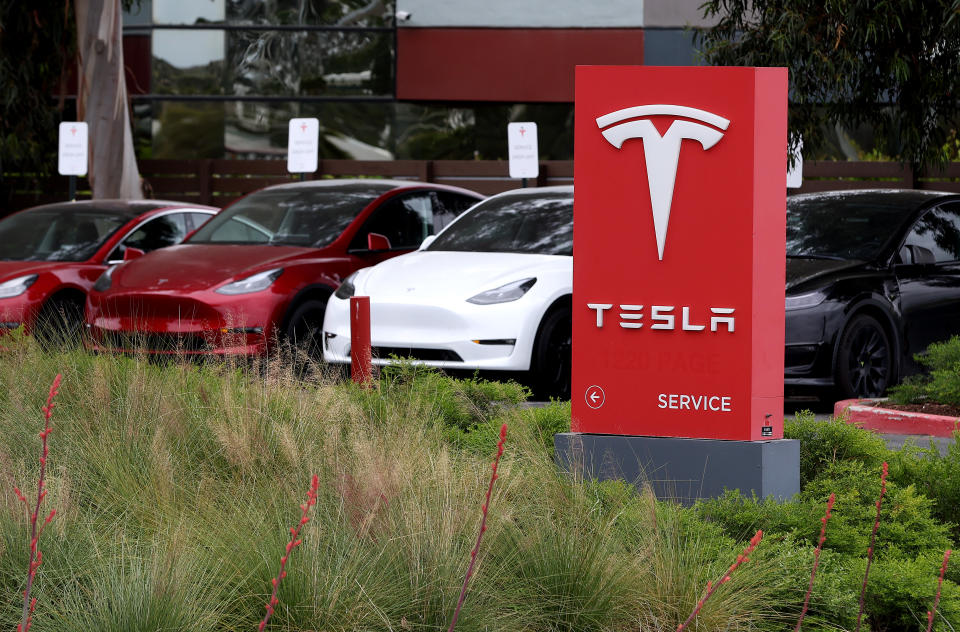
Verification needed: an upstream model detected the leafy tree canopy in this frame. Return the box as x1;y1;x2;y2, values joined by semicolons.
699;0;960;174
0;2;76;177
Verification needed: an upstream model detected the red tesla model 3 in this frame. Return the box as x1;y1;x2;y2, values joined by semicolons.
85;179;483;358
0;199;217;343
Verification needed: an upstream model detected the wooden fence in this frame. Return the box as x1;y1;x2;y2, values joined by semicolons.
5;159;960;211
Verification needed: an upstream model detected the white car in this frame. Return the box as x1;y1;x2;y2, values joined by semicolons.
323;186;573;398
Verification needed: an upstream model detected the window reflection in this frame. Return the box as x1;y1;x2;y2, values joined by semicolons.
152;30;226;95
226;0;394;26
227;30;392;98
153;102;225;159
904;206;960;263
429;193;573;256
154;0;225;24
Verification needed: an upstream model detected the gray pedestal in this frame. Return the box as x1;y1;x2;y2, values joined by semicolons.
554;433;799;504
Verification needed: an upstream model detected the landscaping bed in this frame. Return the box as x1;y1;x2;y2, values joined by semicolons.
2;331;960;631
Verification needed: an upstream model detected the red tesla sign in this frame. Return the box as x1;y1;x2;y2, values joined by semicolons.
572;66;787;441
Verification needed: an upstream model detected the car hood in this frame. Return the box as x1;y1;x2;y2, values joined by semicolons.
356;251;571;301
785;257;867;292
112;244;315;291
0;261;78;281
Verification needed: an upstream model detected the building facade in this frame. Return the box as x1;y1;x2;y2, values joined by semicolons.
120;0;710;162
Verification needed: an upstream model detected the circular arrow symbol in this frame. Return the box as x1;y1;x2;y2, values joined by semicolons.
584;385;605;409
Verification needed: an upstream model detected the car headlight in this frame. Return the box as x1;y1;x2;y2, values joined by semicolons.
334;271;359;300
467;278;536;305
215;268;283;295
0;274;38;299
785;290;827;311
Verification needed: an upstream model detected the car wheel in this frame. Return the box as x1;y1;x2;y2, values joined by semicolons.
835;314;893;399
284;299;328;367
35;298;85;349
531;304;572;400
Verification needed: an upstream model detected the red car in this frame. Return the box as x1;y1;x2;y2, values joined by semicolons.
0;200;217;343
85;179;483;358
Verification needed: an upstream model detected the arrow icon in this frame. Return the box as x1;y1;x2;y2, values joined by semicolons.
584;385;605;409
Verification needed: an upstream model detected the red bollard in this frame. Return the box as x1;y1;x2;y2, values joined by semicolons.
350;296;372;385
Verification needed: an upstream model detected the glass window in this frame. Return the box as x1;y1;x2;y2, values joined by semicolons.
226;30;393;98
189;185;384;246
186;212;215;231
154;0;225;24
350;193;433;250
428;191;573;256
115;213;188;257
903;204;960;263
0;210;127;262
225;0;395;27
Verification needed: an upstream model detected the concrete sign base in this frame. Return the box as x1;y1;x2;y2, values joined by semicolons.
554;432;799;504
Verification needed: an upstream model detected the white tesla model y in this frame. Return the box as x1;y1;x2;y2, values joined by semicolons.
322;186;573;398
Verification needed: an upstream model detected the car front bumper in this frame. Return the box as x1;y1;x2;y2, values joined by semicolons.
322;294;541;371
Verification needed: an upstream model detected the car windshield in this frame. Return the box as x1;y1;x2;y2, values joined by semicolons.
0;209;127;262
786;194;915;261
427;192;573;255
187;187;380;247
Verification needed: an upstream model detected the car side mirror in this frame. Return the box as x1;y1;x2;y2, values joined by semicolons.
124;246;145;261
367;233;391;251
419;235;437;251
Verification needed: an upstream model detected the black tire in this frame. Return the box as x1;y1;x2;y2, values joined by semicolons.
34;298;85;349
283;299;328;367
531;304;572;400
835;314;893;399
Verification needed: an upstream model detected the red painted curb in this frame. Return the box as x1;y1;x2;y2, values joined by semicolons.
834;398;960;437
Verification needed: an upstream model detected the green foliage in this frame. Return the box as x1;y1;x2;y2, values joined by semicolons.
0;1;76;207
5;334;960;631
785;410;890;485
697;461;952;559
699;0;960;174
889;335;960;406
853;554;960;632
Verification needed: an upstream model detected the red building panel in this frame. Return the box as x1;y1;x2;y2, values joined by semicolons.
397;28;644;102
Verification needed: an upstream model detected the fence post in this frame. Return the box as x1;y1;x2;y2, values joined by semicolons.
418;160;434;183
350;296;372;385
198;159;212;206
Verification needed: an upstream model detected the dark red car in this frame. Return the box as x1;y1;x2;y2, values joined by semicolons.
0;200;217;342
85;179;483;357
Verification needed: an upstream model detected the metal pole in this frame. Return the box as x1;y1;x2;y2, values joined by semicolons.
522;177;528;188
68;176;77;201
350;296;372;385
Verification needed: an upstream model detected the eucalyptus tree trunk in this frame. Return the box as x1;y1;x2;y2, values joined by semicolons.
75;0;142;199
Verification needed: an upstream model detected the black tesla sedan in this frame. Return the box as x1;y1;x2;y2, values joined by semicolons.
785;189;960;399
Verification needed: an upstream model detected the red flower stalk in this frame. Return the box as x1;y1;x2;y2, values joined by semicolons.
926;549;951;632
677;529;763;632
16;373;61;632
795;493;836;631
447;423;507;632
855;461;888;632
258;474;319;632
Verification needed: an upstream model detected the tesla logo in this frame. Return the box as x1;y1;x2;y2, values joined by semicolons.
596;105;730;260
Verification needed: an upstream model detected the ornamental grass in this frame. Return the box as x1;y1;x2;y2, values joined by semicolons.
0;332;955;631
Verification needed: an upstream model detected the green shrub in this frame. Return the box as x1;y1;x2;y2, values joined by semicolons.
851;554;960;632
698;461;953;559
785;410;891;485
889;335;960;405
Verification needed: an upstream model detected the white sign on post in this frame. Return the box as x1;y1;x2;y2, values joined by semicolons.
287;118;320;173
58;122;88;176
508;122;539;179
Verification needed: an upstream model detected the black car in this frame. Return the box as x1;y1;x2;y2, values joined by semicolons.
785;189;960;399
